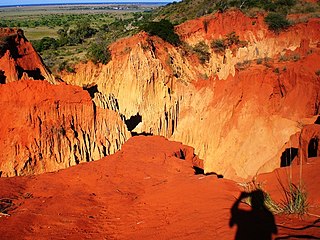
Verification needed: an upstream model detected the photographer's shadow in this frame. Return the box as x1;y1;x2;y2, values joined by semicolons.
229;190;278;240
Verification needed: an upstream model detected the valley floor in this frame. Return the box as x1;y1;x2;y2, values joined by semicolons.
0;136;319;239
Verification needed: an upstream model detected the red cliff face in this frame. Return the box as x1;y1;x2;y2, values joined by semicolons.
0;29;133;176
183;52;320;178
0;80;130;177
0;28;55;84
60;10;320;179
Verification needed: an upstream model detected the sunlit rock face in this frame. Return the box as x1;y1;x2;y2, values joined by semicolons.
60;10;320;179
0;80;130;177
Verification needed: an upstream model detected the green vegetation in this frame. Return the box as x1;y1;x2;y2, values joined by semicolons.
239;178;309;216
279;53;304;62
225;31;248;48
87;42;112;65
211;39;226;54
255;56;272;67
0;5;156;74
152;0;319;24
280;183;308;215
240;144;309;217
217;0;297;13
32;37;59;52
58;61;75;73
235;60;251;70
239;180;283;214
0;13;120;30
30;20;101;70
57;21;97;46
256;58;263;64
1;0;318;75
264;13;291;32
140;19;181;46
153;0;215;24
211;31;247;54
193;41;210;64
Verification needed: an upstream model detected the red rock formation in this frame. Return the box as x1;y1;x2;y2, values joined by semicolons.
184;52;320;179
0;135;319;239
0;9;319;240
62;33;187;138
176;10;320;80
60;10;320;179
0;80;130;177
0;28;54;83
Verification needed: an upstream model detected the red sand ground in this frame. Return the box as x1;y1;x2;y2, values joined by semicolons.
0;136;319;239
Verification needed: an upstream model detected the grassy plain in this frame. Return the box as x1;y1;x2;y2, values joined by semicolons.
23;27;60;40
0;4;162;74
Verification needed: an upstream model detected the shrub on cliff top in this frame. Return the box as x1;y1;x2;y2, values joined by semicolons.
216;0;297;13
32;37;59;53
87;42;111;65
264;13;290;32
140;19;181;46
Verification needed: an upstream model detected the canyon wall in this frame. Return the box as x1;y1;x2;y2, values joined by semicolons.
174;54;320;178
0;28;132;177
0;80;130;177
62;32;196;138
61;10;320;179
0;28;55;84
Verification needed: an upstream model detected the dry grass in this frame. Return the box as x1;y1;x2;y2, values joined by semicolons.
23;27;59;41
279;182;309;216
238;179;283;214
238;178;309;216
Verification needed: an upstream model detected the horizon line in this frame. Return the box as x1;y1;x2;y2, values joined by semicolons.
0;1;173;8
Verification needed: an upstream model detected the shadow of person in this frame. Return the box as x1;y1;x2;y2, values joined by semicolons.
229;190;277;240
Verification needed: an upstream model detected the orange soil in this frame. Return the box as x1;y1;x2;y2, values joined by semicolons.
0;136;319;239
0;80;130;177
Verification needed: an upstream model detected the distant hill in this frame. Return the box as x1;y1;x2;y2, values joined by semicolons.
152;0;320;24
152;0;217;24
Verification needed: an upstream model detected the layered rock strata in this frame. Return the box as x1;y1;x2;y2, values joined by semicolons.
51;11;320;178
0;80;130;177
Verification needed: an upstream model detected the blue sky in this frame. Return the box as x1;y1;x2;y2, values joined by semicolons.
0;0;172;7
